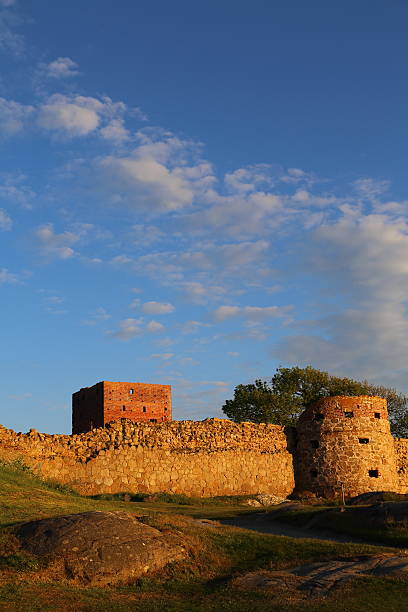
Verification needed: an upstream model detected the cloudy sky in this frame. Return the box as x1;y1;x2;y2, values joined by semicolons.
2;0;408;433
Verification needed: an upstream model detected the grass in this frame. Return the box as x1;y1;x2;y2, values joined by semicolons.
1;459;408;611
267;503;408;548
0;459;261;526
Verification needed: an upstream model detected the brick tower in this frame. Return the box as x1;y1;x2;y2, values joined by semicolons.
72;381;172;434
295;395;398;498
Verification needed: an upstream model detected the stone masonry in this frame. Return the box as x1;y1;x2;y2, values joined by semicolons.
0;395;407;498
0;419;295;497
295;396;399;498
72;381;172;434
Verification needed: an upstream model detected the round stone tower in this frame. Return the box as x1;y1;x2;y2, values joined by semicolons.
295;396;398;498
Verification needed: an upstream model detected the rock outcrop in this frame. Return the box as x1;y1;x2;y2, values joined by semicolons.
16;511;186;585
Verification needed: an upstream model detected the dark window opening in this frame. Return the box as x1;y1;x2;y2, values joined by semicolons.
359;438;369;444
314;413;324;422
122;406;126;412
310;470;318;478
368;469;379;478
129;389;134;395
344;411;354;418
150;418;157;423
142;406;146;413
311;440;319;449
164;407;167;411
374;412;381;419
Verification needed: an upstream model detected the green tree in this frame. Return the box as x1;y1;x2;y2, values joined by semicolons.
222;366;408;436
222;379;299;426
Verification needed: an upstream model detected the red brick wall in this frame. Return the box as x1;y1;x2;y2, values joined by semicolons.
103;381;171;425
72;382;104;434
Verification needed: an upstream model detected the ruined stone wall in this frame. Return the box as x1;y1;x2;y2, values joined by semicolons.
295;396;399;498
394;438;408;494
0;419;295;498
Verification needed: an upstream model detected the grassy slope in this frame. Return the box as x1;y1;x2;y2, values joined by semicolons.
266;503;408;548
0;460;264;526
0;461;407;611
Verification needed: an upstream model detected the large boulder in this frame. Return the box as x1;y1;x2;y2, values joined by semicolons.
16;511;186;585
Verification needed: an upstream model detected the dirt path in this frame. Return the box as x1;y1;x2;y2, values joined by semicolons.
219;513;396;547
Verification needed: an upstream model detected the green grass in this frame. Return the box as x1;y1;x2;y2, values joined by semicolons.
1;459;408;611
0;459;260;526
267;503;408;548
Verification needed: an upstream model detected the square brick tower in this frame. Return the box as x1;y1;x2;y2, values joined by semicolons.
72;381;172;434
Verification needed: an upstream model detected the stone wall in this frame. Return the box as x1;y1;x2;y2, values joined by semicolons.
0;419;295;498
295;396;399;498
2;398;408;499
394;438;408;494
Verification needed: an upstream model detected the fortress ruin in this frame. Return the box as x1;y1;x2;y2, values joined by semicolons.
72;381;172;434
0;395;407;499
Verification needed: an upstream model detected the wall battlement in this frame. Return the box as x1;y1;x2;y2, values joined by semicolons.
0;396;407;498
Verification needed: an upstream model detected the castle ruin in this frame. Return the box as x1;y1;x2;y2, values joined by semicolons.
0;395;407;499
72;381;172;434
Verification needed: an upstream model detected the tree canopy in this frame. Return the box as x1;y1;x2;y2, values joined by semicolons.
222;366;408;437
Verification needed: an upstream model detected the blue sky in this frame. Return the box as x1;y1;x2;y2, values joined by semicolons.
2;0;408;433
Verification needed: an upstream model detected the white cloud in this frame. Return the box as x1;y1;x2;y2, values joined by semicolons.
353;177;390;200
179;281;225;303
109;318;143;341
0;208;12;230
99;155;196;211
82;307;111;326
146;320;165;332
37;94;128;138
0;268;18;284
142;301;174;315
128;224;163;245
9;392;32;401
0;174;35;208
109;317;165;341
0;7;24;56
33;223;79;259
96;129;215;211
151;353;174;360
44;57;79;79
111;254;133;265
0;1;16;6
180;320;210;334
136;240;271;285
275;209;408;386
99;118;130;143
212;304;291;322
224;164;276;194
0;98;33;135
38;94;101;136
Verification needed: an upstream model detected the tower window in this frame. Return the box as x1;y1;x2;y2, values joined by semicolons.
122;406;126;412
359;438;369;444
314;413;324;422
368;469;379;478
129;389;134;395
310;470;318;478
142;406;146;413
344;411;354;418
150;418;157;423
374;412;381;419
311;440;319;449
